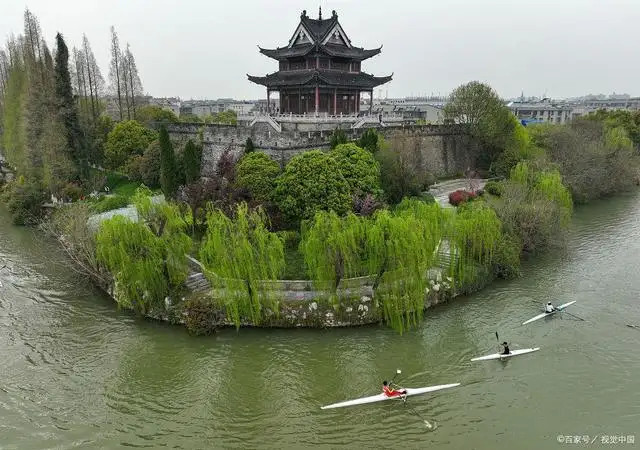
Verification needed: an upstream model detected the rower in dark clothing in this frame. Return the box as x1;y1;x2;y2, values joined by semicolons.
501;341;511;355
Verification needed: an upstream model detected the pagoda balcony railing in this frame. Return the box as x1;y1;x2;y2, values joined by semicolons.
239;112;405;123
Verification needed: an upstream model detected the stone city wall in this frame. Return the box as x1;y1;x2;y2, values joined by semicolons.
167;122;482;178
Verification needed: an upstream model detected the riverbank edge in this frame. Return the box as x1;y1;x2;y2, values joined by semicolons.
96;255;494;333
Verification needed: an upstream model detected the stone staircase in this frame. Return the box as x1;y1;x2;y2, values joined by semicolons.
249;114;282;132
185;272;211;293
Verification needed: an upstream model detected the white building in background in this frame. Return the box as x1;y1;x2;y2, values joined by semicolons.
363;96;448;123
579;97;640;112
179;99;259;118
507;99;573;124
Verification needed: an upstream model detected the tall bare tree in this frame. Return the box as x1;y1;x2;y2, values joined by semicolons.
108;26;123;120
23;9;45;85
123;43;143;120
71;47;88;118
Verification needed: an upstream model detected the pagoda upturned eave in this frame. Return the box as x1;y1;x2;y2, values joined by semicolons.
258;44;382;61
247;70;393;90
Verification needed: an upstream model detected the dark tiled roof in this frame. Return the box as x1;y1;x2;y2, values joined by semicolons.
247;70;392;89
259;44;381;61
259;45;314;60
323;44;381;60
301;16;339;41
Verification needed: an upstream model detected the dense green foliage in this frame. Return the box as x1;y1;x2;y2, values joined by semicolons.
159;125;179;199
528;120;639;203
105;120;157;170
245;137;255;153
135;105;179;126
484;180;505;197
273;150;351;222
300;212;368;290
357;128;380;153
236;152;281;203
0;9;146;223
375;142;424;204
125;140;161;188
199;203;285;327
203;110;237;125
445;81;525;171
329;143;381;197
585;109;640;147
54;33;87;182
329;128;348;149
0;179;48;225
90;195;130;213
299;199;503;332
488;161;573;254
95;189;192;313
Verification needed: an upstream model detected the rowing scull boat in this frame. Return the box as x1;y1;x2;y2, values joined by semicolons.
320;383;461;410
471;347;540;361
522;300;577;326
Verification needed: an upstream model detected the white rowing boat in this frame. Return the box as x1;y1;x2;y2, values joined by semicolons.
471;347;540;362
521;300;577;326
320;383;461;410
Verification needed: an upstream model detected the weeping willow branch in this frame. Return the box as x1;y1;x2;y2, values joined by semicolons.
199;202;285;328
95;189;192;314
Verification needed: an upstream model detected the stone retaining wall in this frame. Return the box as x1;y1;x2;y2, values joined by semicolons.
167;122;482;178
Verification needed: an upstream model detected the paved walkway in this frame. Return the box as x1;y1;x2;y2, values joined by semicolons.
428;178;487;208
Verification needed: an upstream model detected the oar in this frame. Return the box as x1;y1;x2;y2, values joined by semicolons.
402;400;436;430
389;369;402;385
561;310;585;321
626;324;640;330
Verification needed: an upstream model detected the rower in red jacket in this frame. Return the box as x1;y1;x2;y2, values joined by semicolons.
382;380;407;397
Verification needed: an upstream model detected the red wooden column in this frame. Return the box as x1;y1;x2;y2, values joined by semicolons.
266;88;270;114
315;85;319;116
333;88;337;115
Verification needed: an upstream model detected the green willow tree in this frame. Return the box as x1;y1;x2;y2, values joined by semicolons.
299;199;502;333
159;125;179;199
95;188;192;314
300;212;368;291
199;203;285;328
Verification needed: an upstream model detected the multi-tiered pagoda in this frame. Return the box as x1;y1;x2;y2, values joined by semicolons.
248;8;392;116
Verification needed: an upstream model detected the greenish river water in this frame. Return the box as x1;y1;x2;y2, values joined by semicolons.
1;194;639;449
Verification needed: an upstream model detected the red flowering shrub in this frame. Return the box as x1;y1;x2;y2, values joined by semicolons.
448;189;476;206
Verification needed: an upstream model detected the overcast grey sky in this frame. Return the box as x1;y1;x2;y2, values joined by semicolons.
1;0;638;100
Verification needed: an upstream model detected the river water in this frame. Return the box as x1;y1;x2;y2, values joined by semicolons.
1;193;639;450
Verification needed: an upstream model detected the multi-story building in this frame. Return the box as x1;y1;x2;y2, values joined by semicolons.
178;99;256;118
507;99;573;124
368;97;446;123
248;8;392;116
